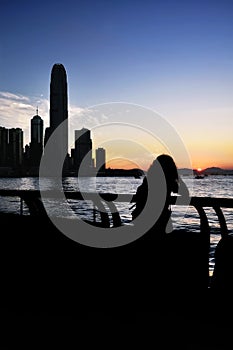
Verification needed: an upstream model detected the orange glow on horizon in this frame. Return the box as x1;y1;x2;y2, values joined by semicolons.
106;158;233;171
183;138;233;171
191;161;233;171
106;158;143;170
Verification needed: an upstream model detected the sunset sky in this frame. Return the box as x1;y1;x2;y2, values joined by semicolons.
0;0;232;170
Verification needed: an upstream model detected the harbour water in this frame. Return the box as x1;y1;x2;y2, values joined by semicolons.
0;175;233;274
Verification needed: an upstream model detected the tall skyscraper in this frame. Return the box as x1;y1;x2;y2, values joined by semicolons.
0;126;8;167
96;147;106;173
30;108;43;166
74;128;93;175
8;128;23;168
45;63;68;163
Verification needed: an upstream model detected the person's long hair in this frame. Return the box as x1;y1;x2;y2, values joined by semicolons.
147;154;179;194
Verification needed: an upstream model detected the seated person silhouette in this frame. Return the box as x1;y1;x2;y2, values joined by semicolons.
130;154;189;235
130;154;208;296
128;154;206;302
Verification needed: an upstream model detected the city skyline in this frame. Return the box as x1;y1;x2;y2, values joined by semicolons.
1;113;232;173
0;113;110;176
0;0;232;170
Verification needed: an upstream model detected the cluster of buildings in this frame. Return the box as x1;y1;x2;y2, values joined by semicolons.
0;126;24;171
0;64;106;176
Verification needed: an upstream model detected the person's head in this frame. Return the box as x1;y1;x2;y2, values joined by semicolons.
147;154;179;193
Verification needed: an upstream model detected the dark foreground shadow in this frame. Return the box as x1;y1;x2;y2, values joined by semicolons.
2;213;233;347
211;234;233;293
1;214;207;307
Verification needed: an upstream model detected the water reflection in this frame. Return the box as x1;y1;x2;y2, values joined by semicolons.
0;176;232;232
0;175;232;276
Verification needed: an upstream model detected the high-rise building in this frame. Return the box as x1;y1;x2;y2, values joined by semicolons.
23;144;30;168
8;128;23;168
74;128;93;174
30;109;43;166
45;63;68;163
95;147;106;173
0;126;8;167
0;127;23;169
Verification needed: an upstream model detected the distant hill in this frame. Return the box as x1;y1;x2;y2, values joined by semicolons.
178;167;233;176
202;167;233;175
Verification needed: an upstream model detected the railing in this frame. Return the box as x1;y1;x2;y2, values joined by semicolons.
1;189;233;289
0;189;233;236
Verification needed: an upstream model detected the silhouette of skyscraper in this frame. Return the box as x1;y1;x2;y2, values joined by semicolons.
44;63;68;165
74;128;93;175
96;147;106;174
30;108;43;167
8;128;23;168
0;127;23;169
0;127;8;167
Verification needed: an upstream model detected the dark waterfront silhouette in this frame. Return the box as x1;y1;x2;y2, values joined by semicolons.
1;63;233;347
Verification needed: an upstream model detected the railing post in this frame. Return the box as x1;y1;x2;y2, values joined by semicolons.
213;206;228;237
193;203;211;288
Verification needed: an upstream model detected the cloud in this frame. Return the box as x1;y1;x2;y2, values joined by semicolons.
0;91;49;146
69;105;108;126
68;104;109;148
0;91;109;150
0;92;30;101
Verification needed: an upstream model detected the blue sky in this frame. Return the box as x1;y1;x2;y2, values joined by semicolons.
0;0;233;169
